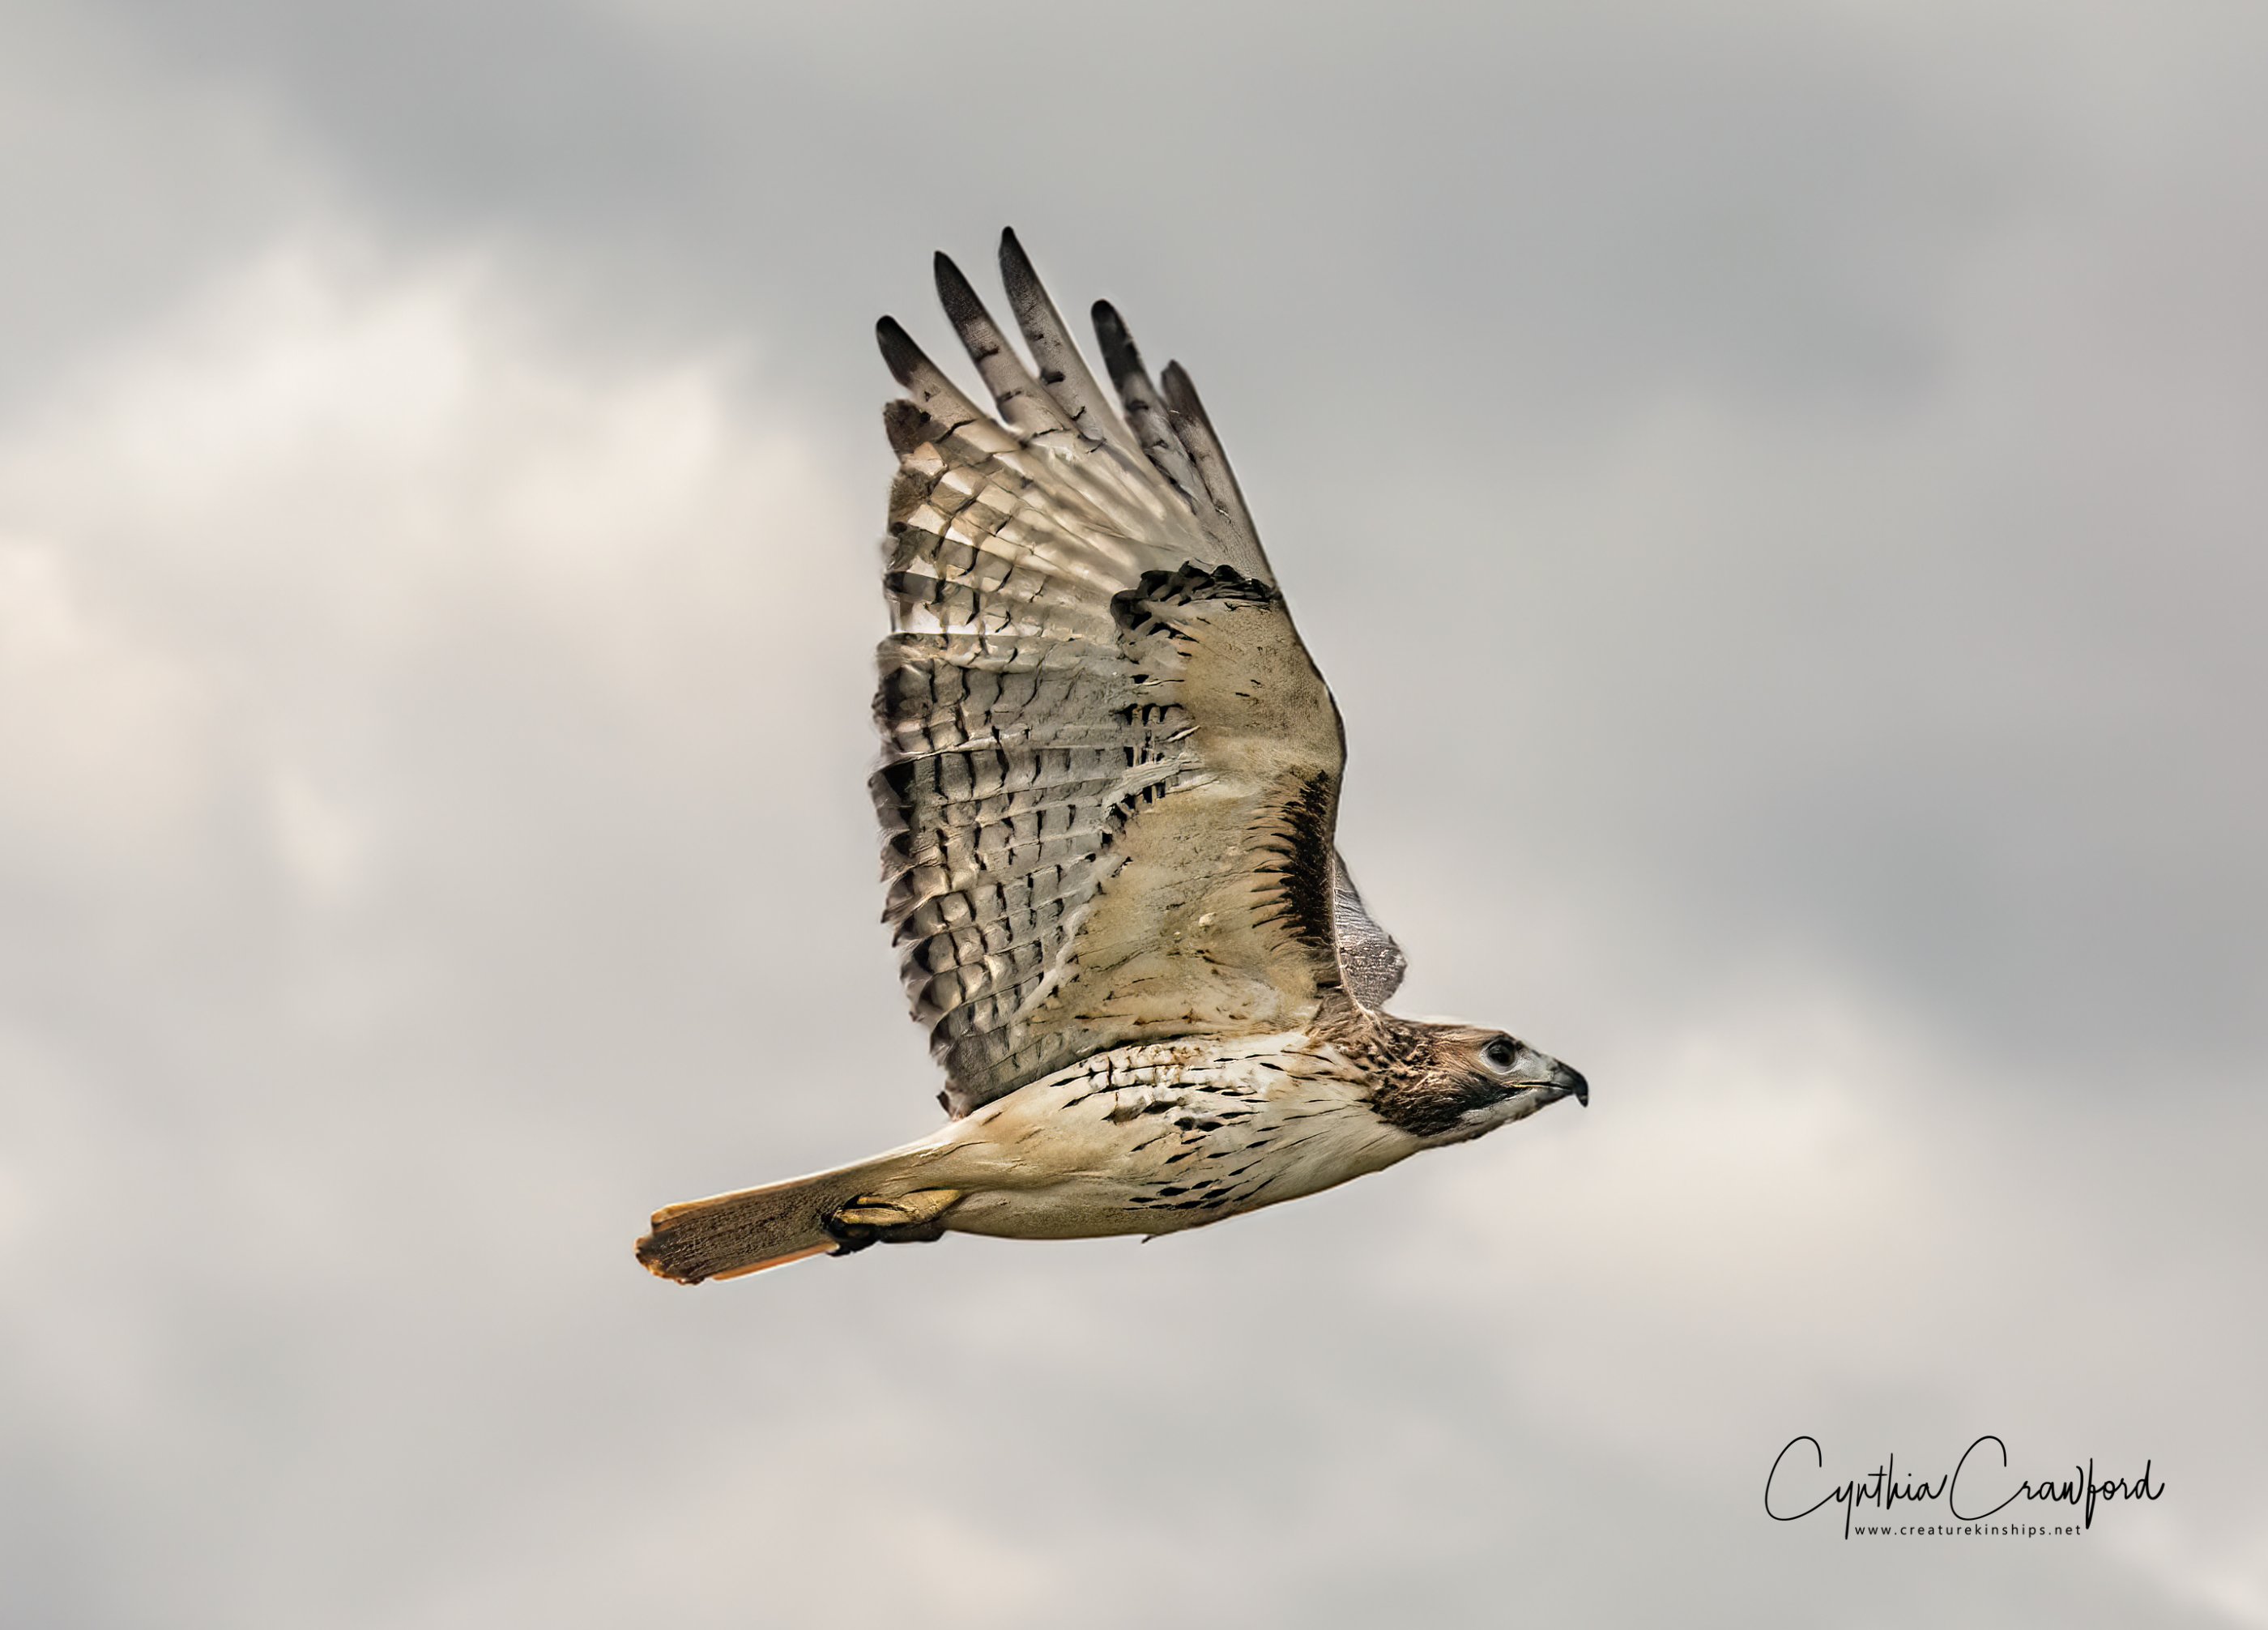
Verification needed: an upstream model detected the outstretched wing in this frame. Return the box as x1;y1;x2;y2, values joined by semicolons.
874;232;1399;1115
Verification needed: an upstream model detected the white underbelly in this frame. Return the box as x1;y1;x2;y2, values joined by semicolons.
926;1035;1421;1240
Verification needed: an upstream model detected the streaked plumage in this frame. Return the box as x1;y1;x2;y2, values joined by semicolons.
637;232;1585;1284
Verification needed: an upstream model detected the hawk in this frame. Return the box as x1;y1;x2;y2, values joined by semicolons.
636;232;1586;1283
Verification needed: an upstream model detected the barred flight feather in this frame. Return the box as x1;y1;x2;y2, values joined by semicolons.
874;232;1407;1116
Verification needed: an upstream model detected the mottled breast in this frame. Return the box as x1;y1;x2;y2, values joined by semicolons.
939;1034;1423;1240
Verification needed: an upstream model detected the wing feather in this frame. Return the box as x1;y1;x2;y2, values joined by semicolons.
933;251;1083;453
1330;856;1410;1009
998;227;1145;463
1160;361;1271;582
873;236;1401;1115
1089;297;1206;511
876;318;1018;456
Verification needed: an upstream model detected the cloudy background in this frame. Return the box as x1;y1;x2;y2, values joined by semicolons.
4;1;2264;1623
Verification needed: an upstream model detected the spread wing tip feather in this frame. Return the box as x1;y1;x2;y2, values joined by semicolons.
932;250;983;326
874;314;923;388
1089;298;1136;370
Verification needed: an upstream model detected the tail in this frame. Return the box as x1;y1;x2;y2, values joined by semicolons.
634;1140;950;1285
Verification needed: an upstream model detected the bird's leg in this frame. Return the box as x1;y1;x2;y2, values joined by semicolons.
836;1187;963;1230
825;1187;964;1253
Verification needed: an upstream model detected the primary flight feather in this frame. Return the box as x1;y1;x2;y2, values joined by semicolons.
636;232;1586;1283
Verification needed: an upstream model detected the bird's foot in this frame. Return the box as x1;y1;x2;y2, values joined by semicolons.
824;1188;964;1254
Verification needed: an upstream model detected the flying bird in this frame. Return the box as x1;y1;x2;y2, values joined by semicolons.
636;233;1586;1283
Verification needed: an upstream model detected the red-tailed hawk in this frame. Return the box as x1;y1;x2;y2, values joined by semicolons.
637;232;1585;1282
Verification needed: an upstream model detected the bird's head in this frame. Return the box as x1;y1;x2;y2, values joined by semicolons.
1368;1020;1589;1143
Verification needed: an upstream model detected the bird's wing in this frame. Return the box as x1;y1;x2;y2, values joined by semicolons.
875;232;1393;1116
1330;856;1409;1009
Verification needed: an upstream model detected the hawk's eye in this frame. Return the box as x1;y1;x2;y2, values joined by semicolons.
1482;1039;1518;1074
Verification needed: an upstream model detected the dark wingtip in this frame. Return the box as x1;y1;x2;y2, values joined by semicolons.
875;314;921;386
932;250;981;323
1091;299;1142;382
1159;359;1203;416
999;228;1039;301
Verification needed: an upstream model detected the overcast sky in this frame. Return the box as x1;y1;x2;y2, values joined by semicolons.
3;2;2264;1624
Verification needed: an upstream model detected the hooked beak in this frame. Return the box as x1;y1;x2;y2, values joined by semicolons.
1512;1046;1588;1109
